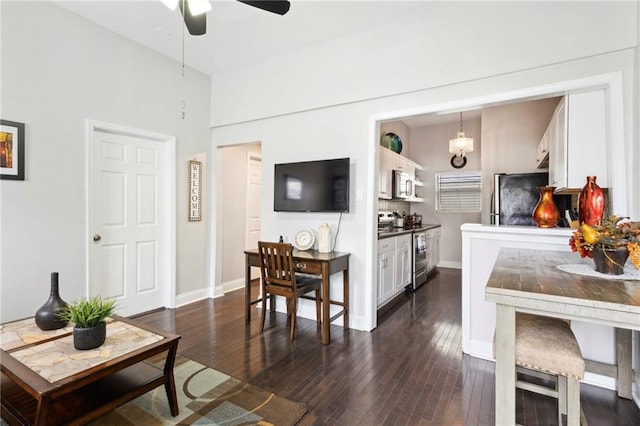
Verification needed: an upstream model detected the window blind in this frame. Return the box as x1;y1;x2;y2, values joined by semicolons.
435;170;482;213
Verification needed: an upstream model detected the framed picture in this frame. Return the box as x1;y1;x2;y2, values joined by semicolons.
188;160;202;221
0;120;25;180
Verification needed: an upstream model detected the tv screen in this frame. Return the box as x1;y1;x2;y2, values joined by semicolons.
274;158;350;212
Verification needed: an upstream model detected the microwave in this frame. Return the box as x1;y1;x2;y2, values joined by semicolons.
392;170;415;199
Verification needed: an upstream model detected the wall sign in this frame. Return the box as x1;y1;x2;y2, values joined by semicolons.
188;160;202;221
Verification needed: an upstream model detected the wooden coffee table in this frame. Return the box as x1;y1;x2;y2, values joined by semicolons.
0;315;180;425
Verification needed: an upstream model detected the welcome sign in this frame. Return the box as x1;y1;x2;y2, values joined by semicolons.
188;160;202;221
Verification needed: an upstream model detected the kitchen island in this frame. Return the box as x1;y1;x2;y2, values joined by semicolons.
460;223;623;391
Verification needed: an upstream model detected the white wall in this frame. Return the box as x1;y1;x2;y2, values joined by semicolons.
0;2;212;322
409;117;482;268
211;2;637;127
211;2;638;335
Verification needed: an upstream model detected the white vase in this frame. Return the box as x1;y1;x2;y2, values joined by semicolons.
318;223;332;253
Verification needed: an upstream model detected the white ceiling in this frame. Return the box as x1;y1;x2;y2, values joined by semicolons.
54;0;426;76
50;1;525;128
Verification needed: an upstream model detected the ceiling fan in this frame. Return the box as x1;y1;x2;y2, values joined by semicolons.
163;0;291;36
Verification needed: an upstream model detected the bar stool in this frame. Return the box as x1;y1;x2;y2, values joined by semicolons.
496;313;585;426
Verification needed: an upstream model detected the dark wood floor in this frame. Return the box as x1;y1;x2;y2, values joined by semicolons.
134;268;640;425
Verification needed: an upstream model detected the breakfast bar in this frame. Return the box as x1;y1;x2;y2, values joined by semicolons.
485;248;640;425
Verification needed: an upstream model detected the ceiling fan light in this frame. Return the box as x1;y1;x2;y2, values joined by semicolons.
188;0;212;16
161;0;179;10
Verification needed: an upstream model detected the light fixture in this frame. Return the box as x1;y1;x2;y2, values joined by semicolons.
188;0;212;16
449;112;474;168
162;0;211;16
161;0;179;10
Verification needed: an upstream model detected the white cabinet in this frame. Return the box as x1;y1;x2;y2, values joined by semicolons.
547;90;608;191
536;126;550;168
378;148;393;199
377;238;396;305
429;227;441;272
377;233;412;308
548;98;567;188
396;234;412;289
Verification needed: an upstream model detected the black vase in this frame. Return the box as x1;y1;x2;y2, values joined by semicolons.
73;322;107;350
35;272;69;331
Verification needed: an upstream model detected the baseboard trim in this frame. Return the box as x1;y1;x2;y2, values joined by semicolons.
175;289;210;308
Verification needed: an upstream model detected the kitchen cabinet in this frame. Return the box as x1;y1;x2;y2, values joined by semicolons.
377;233;411;307
536;125;550;168
378;148;393;199
429;227;441;272
547;90;608;191
377;237;396;305
396;234;412;289
378;146;424;201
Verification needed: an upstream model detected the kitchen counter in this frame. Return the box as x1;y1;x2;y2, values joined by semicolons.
378;224;441;239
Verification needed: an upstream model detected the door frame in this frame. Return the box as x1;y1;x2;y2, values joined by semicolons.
85;119;177;309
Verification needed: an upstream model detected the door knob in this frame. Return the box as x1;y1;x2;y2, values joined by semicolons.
93;234;102;242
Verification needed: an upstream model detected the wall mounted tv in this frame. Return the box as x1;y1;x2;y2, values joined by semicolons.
274;157;350;212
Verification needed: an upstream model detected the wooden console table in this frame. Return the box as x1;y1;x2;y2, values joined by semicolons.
486;248;640;425
1;315;180;425
244;249;350;345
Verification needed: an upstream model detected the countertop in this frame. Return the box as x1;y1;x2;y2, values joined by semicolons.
378;224;441;240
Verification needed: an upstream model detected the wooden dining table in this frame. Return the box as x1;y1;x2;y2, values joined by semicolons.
485;248;640;425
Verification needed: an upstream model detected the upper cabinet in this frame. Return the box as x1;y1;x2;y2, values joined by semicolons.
544;90;608;191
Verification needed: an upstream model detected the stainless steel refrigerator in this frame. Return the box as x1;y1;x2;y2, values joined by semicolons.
491;172;572;226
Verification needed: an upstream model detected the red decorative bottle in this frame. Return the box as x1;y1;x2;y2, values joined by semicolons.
578;176;604;226
533;186;560;228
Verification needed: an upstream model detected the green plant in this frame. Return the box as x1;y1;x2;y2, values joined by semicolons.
57;296;117;328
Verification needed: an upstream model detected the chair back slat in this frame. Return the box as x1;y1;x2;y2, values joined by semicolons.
258;241;296;290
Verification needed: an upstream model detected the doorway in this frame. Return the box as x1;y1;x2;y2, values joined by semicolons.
87;120;176;316
217;142;262;292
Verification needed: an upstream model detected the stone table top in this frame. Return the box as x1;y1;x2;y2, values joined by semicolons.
1;318;164;383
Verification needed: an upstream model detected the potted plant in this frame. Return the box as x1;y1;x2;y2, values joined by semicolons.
569;215;640;275
57;296;117;350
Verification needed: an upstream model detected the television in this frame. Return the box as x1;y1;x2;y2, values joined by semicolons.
274;158;350;212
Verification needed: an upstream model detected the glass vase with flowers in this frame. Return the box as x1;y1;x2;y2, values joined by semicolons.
569;215;640;275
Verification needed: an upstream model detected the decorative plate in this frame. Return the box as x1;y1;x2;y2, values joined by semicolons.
293;228;315;251
380;132;403;154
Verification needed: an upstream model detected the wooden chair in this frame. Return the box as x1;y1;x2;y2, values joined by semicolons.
495;313;585;426
257;241;322;340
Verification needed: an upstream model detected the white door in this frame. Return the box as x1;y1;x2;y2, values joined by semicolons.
246;152;262;279
88;121;175;316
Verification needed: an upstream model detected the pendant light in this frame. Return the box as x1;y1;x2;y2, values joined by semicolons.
449;112;474;168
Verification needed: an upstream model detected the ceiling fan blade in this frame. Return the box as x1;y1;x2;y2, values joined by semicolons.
178;0;206;36
237;0;290;16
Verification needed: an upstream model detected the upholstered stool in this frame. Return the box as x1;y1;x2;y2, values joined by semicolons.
497;313;585;426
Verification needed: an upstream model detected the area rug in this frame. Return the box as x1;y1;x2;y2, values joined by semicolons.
89;356;307;426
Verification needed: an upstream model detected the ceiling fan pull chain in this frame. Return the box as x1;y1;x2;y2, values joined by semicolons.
181;0;186;120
